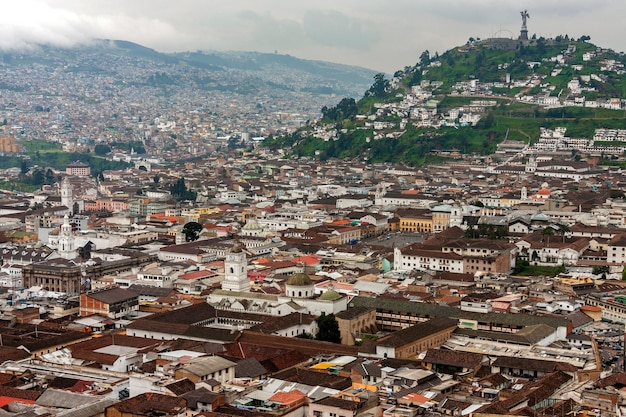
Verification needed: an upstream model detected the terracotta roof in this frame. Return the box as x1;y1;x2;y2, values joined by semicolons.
479;372;509;387
377;317;457;348
0;385;41;401
178;270;216;280
268;389;306;404
0;324;89;353
272;367;352;390
455;323;557;345
594;372;626;388
48;376;94;392
251;312;316;334
236;331;360;357
165;378;196;396
422;348;483;369
0;397;35;407
108;392;187;415
315;396;361;410
129;302;216;327
84;287;137;304
609;233;626;247
179;388;223;409
0;345;30;362
351;296;570;331
492;356;577;373
68;334;162;366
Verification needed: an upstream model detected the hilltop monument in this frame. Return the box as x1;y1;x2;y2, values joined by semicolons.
519;10;530;41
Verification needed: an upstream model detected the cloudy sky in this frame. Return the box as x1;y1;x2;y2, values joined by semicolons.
2;0;626;73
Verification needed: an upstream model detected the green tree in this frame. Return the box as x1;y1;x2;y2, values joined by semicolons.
366;73;390;98
419;50;430;67
170;178;197;201
20;160;29;175
512;259;529;275
316;313;341;343
31;169;45;186
321;98;358;122
478;112;495;129
556;223;570;242
182;221;203;242
45;168;55;185
542;227;555;243
593;266;609;275
94;144;111;155
408;69;422;87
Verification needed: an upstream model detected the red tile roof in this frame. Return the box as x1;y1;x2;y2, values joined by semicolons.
179;270;217;280
268;389;306;404
0;397;35;407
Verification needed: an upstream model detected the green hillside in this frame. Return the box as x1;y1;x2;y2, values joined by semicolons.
264;36;626;165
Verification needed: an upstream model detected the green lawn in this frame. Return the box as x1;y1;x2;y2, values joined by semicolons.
21;139;62;153
514;264;566;277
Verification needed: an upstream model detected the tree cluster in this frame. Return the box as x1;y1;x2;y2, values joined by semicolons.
182;221;203;242
464;224;508;239
94;144;112;155
170;178;197;201
365;73;390;98
321;98;358;122
316;313;341;343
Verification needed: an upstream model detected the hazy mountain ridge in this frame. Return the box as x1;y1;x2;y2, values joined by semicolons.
0;40;377;98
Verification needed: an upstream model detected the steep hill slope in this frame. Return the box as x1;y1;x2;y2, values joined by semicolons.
265;37;626;166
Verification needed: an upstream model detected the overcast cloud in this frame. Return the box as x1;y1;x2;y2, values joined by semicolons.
2;0;625;72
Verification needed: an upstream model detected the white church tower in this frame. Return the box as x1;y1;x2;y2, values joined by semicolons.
374;183;387;206
61;177;73;214
221;243;249;292
525;155;537;173
57;215;77;260
450;204;463;228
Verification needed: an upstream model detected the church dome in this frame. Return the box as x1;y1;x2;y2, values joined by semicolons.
531;212;550;222
286;272;313;286
242;219;261;230
319;290;341;301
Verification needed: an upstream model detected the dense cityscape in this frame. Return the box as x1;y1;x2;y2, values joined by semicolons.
3;8;626;417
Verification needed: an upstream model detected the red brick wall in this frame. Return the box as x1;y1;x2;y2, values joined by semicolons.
80;293;109;317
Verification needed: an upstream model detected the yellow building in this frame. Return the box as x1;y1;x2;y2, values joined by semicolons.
396;208;433;233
